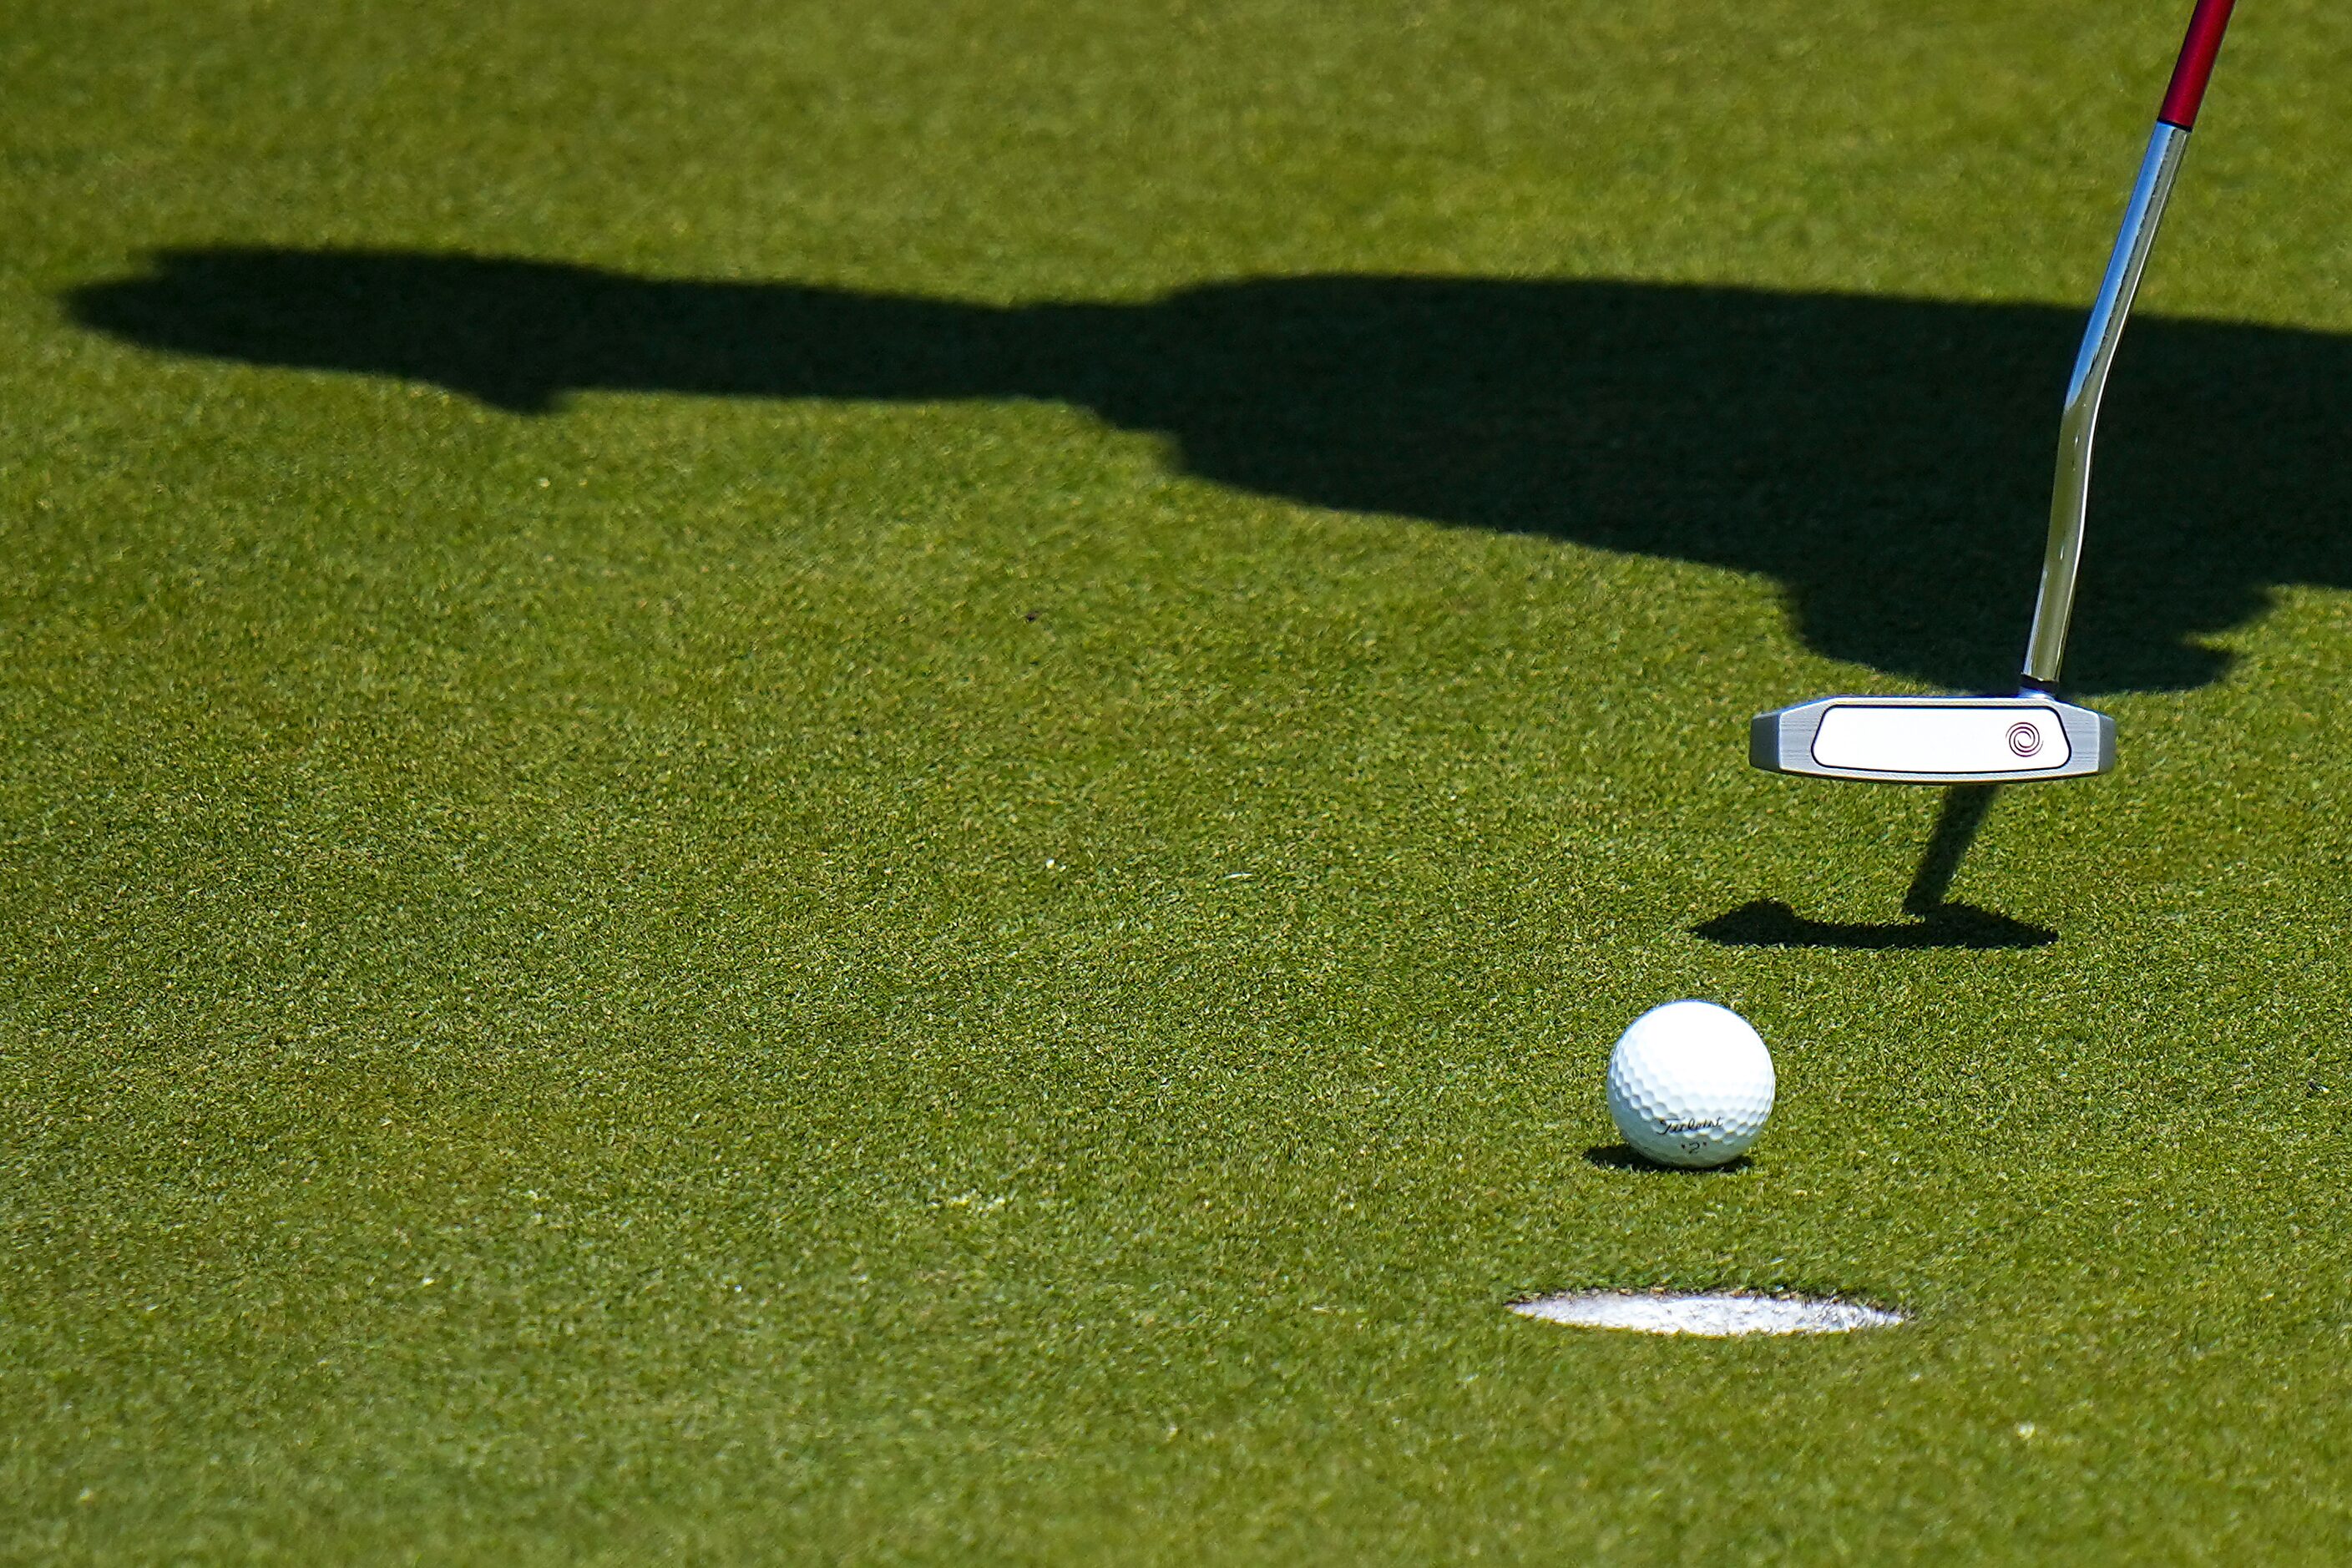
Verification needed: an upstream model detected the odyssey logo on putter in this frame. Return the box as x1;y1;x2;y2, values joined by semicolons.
1750;0;2236;787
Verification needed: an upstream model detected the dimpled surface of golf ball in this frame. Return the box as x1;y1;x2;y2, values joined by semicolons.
1606;1000;1775;1168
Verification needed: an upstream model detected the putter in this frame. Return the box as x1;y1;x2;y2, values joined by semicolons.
1753;0;2238;784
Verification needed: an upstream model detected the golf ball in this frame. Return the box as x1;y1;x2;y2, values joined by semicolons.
1606;1000;1775;1168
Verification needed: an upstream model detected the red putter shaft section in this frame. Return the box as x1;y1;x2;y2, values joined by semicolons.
2159;0;2238;129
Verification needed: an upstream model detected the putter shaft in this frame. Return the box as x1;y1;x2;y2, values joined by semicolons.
2021;0;2237;690
2021;124;2189;689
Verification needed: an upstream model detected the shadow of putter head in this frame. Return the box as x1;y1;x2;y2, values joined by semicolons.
1754;0;2237;787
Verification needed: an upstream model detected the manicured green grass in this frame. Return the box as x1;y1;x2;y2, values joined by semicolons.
6;1;2352;1560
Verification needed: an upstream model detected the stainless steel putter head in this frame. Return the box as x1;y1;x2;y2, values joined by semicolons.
1750;695;2114;784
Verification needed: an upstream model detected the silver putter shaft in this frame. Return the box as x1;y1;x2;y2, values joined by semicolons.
1752;0;2238;785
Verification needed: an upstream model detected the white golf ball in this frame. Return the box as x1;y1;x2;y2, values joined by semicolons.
1606;1000;1775;1168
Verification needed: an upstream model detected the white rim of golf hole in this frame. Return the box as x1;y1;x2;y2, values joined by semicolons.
1510;1291;1904;1338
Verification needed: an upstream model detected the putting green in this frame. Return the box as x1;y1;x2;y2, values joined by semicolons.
6;1;2352;1560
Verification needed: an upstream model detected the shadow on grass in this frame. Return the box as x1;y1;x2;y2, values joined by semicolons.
65;248;2352;695
1697;784;2058;949
1584;1144;1754;1176
1692;898;2057;950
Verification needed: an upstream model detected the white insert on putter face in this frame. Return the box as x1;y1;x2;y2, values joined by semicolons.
1750;695;2114;783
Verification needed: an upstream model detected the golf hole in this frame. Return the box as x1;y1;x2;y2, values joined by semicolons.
1510;1291;1904;1338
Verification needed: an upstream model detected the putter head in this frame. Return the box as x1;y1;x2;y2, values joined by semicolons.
1750;694;2114;784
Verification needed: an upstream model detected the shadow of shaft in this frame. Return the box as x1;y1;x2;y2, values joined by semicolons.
1904;784;2005;916
1695;782;2056;950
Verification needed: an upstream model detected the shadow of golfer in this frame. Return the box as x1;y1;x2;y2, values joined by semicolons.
65;247;2352;695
